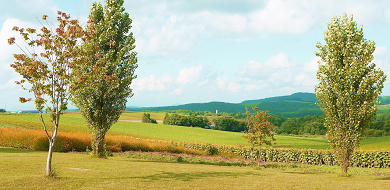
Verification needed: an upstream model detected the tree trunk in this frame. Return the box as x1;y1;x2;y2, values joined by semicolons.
338;146;352;174
46;139;54;176
92;129;106;158
258;146;261;166
341;161;349;174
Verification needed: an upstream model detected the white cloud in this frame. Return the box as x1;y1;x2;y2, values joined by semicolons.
228;82;241;92
303;57;320;73
128;0;390;59
0;18;37;62
0;0;58;22
176;65;204;85
374;46;388;58
234;53;298;95
216;77;227;89
249;0;312;34
295;73;310;86
238;53;294;79
386;9;390;22
174;88;182;95
132;75;172;91
0;18;39;96
292;56;323;92
132;14;202;58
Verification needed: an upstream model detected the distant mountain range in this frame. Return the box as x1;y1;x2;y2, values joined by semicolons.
126;92;390;118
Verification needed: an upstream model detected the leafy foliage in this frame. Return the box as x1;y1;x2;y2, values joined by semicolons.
212;117;246;132
315;13;387;173
243;107;275;164
8;11;87;176
142;113;157;124
163;113;210;128
70;0;137;157
276;115;327;135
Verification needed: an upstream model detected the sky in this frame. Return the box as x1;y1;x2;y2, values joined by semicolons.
1;0;390;111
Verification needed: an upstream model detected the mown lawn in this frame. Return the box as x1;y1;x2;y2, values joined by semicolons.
1;147;390;190
1;113;390;150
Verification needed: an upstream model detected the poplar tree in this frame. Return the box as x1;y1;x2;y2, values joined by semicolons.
71;0;137;157
315;13;386;173
8;12;87;176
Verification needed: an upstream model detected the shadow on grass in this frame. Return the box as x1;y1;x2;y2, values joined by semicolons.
0;147;36;153
376;177;390;180
283;171;321;175
138;171;257;181
70;170;258;182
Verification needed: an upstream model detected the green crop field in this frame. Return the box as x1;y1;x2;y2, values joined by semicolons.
1;112;390;150
1;147;390;189
120;111;167;120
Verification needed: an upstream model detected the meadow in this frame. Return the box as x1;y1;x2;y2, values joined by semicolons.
1;112;390;189
0;112;389;150
1;147;390;189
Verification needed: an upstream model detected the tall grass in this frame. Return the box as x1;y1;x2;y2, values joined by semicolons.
0;127;203;155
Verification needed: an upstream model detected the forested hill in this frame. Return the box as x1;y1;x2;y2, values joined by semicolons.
242;92;317;104
136;102;246;113
240;92;322;117
126;92;390;118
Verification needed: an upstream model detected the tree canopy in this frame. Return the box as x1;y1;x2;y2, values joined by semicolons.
70;0;137;157
9;11;87;176
315;13;386;173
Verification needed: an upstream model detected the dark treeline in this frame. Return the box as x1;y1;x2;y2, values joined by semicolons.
276;115;327;135
212;117;246;132
160;110;390;137
365;113;390;137
275;114;390;137
163;113;210;128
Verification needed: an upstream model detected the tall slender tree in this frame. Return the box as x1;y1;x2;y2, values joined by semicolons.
8;12;87;176
315;13;386;173
243;106;275;166
71;0;137;157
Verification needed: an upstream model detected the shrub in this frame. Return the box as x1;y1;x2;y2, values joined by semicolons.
142;113;157;124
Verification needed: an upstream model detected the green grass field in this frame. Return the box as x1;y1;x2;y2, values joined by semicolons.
1;147;390;189
0;112;389;150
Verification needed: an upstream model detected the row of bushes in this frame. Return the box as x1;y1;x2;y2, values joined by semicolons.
174;142;390;168
0;127;203;155
1;127;389;168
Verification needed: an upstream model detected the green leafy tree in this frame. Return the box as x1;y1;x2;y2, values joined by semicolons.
8;12;87;176
315;13;386;173
243;107;275;165
71;0;137;157
142;113;157;124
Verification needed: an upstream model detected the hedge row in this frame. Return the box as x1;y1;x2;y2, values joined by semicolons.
174;142;390;168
